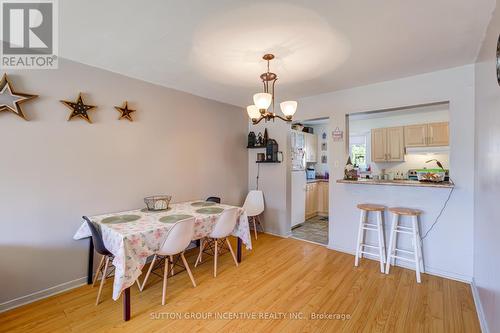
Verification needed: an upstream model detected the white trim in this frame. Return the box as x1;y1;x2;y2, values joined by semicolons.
471;279;489;333
290;236;328;247
263;231;291;238
327;243;472;283
0;276;87;313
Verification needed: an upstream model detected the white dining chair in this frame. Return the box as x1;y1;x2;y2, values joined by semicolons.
194;208;239;277
242;190;265;240
138;217;197;305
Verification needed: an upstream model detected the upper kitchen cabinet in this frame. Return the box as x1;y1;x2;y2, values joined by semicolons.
371;126;405;162
404;122;449;147
427;122;449;146
304;132;318;163
404;124;427;147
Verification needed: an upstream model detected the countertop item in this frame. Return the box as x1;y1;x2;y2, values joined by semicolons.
336;178;454;188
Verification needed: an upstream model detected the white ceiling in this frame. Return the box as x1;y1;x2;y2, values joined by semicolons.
60;0;495;107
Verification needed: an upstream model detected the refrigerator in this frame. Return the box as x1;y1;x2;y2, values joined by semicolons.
291;130;306;228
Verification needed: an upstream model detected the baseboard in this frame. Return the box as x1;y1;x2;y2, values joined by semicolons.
0;276;87;314
263;231;291;238
290;236;328;247
471;279;489;333
327;243;472;283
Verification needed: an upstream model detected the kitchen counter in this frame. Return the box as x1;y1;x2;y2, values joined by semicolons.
336;178;454;188
307;179;330;184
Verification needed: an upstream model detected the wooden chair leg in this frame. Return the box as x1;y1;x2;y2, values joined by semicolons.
96;256;110;305
226;238;239;267
195;239;206;267
170;255;175;276
252;217;258;240
181;252;197;287
214;239;218;278
139;254;156;291
92;255;105;287
162;259;169;305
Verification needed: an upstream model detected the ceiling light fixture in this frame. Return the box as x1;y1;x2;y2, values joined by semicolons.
247;54;297;124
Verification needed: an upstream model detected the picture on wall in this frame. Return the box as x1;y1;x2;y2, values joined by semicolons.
321;142;327;151
321;155;327;164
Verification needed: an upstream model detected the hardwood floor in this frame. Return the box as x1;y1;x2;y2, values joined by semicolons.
0;234;480;332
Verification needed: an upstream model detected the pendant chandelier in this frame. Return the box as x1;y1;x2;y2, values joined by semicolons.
247;54;297;124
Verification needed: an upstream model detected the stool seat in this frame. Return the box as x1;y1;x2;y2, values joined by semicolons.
357;203;386;212
388;207;421;216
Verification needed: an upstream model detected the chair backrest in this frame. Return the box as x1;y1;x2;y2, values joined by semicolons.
209;208;239;239
242;190;264;217
158;217;195;256
83;217;110;256
206;196;221;204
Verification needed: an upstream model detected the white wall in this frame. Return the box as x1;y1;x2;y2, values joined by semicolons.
256;65;475;281
0;59;248;307
474;1;500;331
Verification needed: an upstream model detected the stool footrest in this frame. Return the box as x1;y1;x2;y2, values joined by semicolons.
388;254;416;263
360;250;383;257
360;243;379;249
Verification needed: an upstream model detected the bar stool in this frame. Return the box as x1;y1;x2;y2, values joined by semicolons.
355;204;386;273
385;207;424;283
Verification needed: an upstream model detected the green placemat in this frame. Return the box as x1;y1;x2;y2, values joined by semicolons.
195;207;224;214
159;214;194;224
141;207;171;213
191;201;217;207
101;215;141;224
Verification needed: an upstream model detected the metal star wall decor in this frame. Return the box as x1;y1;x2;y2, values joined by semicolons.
114;101;135;121
60;93;96;123
0;74;38;120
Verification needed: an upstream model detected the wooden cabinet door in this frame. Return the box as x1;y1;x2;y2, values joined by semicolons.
428;122;449;146
371;128;387;162
316;182;329;215
305;184;312;218
404;124;427;147
386;126;405;162
323;183;329;214
311;183;318;217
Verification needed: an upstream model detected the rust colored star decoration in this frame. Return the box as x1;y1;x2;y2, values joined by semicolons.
114;101;135;121
60;93;96;123
0;74;38;120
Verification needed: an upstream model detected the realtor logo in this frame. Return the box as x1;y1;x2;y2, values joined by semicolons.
1;0;58;69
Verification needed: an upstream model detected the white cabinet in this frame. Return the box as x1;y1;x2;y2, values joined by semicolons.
304;133;318;163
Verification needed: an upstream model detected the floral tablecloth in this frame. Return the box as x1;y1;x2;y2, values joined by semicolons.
73;201;252;300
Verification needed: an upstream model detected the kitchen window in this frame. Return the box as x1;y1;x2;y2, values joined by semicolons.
349;135;368;168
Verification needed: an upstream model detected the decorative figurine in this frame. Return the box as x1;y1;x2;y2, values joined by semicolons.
344;156;358;180
263;128;269;145
257;132;263;146
247;131;256;147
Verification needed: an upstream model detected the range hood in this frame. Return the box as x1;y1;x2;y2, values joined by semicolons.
405;146;449;155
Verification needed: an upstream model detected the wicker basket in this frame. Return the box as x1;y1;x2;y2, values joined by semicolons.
144;195;172;211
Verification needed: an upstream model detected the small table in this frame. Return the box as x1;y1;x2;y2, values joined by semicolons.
74;201;252;321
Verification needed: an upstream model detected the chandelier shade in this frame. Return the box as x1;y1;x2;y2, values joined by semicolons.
246;105;261;120
253;93;272;110
280;101;298;118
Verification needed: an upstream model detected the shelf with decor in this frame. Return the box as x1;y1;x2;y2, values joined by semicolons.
247;146;266;149
256;160;281;163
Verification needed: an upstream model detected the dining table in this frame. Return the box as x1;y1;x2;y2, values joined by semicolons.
73;200;252;321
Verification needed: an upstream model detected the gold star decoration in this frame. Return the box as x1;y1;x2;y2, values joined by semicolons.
114;101;135;121
60;93;96;123
0;74;38;121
